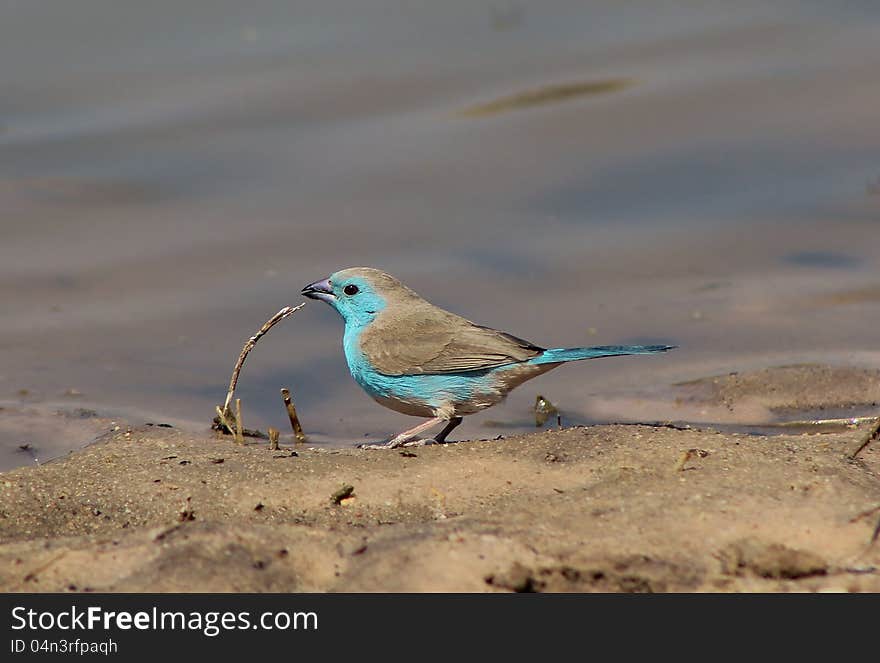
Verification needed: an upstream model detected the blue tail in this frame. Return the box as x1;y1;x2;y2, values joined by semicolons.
529;344;676;366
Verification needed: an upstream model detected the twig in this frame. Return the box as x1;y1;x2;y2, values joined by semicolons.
847;505;880;549
849;418;880;460
849;504;880;524
268;427;280;451
217;304;306;427
281;387;306;442
215;405;236;435
674;448;710;472
234;399;244;445
211;411;268;439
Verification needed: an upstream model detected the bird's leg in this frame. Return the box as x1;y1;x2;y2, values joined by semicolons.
433;416;463;444
360;416;447;450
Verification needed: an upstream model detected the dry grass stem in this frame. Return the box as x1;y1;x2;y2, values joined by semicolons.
281;387;306;442
214;303;306;434
849;418;880;460
234;399;244;445
674;448;710;472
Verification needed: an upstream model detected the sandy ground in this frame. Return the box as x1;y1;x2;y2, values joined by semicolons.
1;364;879;593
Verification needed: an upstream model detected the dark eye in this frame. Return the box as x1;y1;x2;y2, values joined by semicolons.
343;284;359;296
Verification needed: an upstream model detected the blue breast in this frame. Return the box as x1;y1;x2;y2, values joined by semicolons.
343;324;505;411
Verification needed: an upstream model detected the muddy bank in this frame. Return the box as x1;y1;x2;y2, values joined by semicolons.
674;364;880;419
0;365;878;593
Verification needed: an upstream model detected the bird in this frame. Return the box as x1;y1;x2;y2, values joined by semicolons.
302;267;675;448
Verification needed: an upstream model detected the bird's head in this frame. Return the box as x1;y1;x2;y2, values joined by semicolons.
302;267;412;327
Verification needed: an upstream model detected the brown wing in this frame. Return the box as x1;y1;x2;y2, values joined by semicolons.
359;304;543;376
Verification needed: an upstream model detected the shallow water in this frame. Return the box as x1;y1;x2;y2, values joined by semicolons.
2;1;880;469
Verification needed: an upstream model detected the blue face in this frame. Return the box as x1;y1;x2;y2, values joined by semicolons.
302;273;386;328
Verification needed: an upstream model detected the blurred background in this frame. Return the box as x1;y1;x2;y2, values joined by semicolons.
2;1;879;467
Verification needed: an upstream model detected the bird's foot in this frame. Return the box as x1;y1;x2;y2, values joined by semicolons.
400;437;433;447
358;440;398;450
358;435;428;450
357;416;458;450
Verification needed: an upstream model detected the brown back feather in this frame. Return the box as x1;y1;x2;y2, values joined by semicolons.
358;289;543;376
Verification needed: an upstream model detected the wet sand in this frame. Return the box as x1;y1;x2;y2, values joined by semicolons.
2;364;878;593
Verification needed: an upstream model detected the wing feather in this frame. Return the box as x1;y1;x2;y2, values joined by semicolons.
359;305;543;376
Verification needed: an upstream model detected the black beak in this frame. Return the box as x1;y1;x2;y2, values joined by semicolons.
301;277;335;303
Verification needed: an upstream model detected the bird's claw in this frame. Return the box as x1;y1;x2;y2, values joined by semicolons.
358;436;433;450
402;437;433;447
